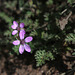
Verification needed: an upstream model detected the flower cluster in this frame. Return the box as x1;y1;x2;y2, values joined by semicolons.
11;21;33;54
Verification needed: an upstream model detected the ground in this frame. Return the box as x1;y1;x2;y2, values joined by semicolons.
0;47;75;75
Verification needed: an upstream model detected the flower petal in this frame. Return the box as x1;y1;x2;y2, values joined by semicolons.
13;40;20;45
24;44;31;52
11;25;17;29
20;23;25;28
19;45;24;54
25;36;33;43
11;21;18;29
12;30;18;35
13;21;18;26
19;30;25;40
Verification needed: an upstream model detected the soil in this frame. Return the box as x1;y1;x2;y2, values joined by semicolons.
0;47;75;75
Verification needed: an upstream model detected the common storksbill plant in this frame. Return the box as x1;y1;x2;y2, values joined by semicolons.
11;21;33;54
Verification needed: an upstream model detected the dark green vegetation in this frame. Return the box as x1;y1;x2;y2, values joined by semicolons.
0;0;75;67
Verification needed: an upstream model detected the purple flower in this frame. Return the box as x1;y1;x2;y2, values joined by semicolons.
13;36;33;54
11;21;25;40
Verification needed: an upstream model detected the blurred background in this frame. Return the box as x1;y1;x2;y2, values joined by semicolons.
0;0;75;75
